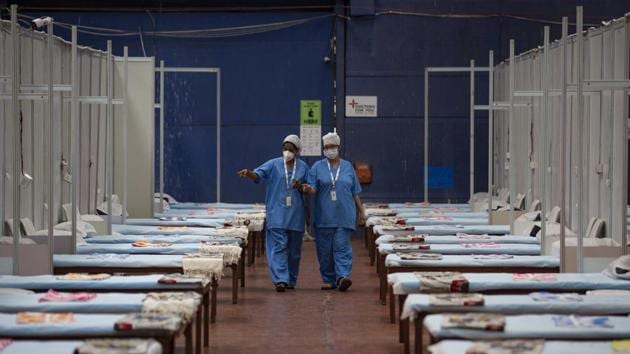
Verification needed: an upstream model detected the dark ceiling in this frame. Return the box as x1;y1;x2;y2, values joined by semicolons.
1;0;338;12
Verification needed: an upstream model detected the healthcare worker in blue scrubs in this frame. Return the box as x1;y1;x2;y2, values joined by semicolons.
302;131;366;291
237;135;309;292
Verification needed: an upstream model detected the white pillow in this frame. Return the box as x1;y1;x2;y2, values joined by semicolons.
603;255;630;280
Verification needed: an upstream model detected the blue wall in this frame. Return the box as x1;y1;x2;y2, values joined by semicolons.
21;0;630;203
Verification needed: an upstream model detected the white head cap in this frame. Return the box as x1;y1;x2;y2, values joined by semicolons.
283;134;301;151
322;131;340;146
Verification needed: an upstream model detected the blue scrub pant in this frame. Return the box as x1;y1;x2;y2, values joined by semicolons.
265;228;304;286
314;227;353;285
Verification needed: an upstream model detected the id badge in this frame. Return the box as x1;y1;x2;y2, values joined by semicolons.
331;190;337;201
286;196;292;207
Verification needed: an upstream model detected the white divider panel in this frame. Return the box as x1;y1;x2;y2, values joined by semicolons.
114;57;154;218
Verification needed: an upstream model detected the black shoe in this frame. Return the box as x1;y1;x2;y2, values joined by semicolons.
275;283;287;292
286;285;295;290
321;283;336;290
337;277;352;292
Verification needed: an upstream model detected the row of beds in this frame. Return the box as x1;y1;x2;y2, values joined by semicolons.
0;202;267;354
362;202;630;354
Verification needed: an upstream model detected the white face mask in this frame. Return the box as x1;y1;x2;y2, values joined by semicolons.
283;150;295;162
323;147;339;160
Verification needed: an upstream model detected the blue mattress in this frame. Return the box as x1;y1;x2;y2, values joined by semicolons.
0;293;146;313
388;203;471;210
54;254;183;268
375;235;538;245
374;224;510;236
1;340;162;354
396;212;488;219
424;313;630;340
159;209;262;217
386;255;558;268
402;293;630;320
428;340;628;354
0;313;130;337
170;202;262;210
85;235;242;245
113;224;229;236
0;274;202;291
378;243;540;256
122;218;226;227
77;243;202;255
403;218;489;226
389;272;630;295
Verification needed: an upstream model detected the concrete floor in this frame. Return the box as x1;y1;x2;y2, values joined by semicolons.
181;234;399;354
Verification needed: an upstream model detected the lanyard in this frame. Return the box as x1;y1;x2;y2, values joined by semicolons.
283;160;297;190
327;160;341;189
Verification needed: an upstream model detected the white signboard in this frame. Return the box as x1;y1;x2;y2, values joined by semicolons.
345;95;377;117
300;125;322;156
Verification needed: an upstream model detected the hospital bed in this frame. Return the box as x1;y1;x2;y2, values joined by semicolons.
380;253;557;315
0;313;185;354
52;253;237;306
422;314;630;354
72;241;244;296
370;217;489;227
0;292;200;354
0;274;213;348
375;234;538;245
376;243;540;304
403;293;630;354
427;340;630;354
387;270;630;340
0;339;162;354
396;211;488;219
112;224;257;266
367;225;511;266
376;242;553;302
389;272;630;295
368;203;472;210
168;202;264;210
123;218;228;228
158;209;263;218
85;234;243;245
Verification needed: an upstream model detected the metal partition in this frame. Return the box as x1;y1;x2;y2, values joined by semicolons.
0;5;129;274
154;64;221;213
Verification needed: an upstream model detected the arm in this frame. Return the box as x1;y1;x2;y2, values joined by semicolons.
354;195;366;225
301;163;318;194
237;169;260;182
238;159;273;184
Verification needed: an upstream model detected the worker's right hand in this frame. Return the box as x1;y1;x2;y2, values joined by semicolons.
301;184;315;194
237;169;249;178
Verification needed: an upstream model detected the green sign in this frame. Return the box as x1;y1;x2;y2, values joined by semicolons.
300;100;321;125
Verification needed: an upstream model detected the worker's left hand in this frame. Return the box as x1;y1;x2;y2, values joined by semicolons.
358;211;367;226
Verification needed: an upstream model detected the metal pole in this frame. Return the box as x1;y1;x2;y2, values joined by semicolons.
576;6;584;272
621;14;629;256
488;51;494;218
424;68;429;202
122;47;128;223
159;61;164;213
70;26;78;254
10;5;20;274
560;17;568;272
106;41;113;234
469;60;475;200
47;20;54;271
508;40;516;234
216;69;221;202
0;20;5;241
540;26;550;255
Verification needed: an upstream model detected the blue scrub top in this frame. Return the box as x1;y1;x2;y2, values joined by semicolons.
307;159;362;230
254;157;309;232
